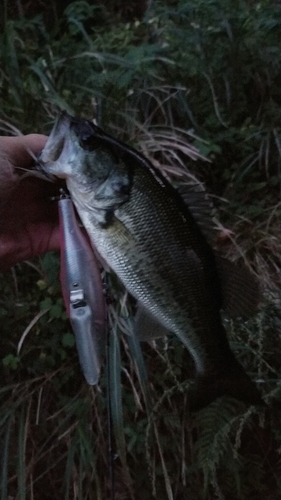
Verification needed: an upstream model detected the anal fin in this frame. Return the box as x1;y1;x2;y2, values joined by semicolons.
134;304;171;341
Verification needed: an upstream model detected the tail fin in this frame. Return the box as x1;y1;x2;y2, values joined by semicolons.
188;361;264;411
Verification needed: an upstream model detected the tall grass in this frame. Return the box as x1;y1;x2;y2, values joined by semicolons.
1;1;281;499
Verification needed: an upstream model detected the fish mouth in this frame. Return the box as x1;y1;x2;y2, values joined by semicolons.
36;112;98;181
41;112;97;161
35;112;72;180
40;112;72;163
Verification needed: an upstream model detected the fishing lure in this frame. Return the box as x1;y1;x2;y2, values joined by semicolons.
58;189;105;384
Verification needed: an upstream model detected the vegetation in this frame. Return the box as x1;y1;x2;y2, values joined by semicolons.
1;1;281;498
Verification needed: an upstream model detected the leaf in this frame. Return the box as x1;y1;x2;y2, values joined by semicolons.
50;303;63;319
2;354;19;370
62;332;76;347
40;297;53;310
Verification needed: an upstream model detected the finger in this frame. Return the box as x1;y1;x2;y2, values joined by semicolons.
0;134;47;167
0;224;61;272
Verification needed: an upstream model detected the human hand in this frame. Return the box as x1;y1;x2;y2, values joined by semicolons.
0;134;60;272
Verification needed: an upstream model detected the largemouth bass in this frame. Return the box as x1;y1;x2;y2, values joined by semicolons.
38;113;263;409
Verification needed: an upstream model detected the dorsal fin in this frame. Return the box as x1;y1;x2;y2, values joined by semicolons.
176;183;261;319
215;253;261;319
176;182;216;242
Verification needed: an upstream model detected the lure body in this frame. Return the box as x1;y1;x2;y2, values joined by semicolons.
58;195;105;384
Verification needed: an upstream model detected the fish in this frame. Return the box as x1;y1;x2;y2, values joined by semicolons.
38;112;264;410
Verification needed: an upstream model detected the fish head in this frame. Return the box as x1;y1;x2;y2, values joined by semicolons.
37;113;100;185
38;113;132;211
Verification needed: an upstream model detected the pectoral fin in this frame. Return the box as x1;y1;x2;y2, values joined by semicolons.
134;304;171;341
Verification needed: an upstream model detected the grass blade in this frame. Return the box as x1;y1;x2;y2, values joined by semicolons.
108;324;133;495
17;405;27;500
1;412;14;500
125;324;152;411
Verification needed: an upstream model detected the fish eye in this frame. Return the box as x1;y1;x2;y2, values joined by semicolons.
79;135;93;148
79;127;93;143
71;121;94;147
113;181;130;194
